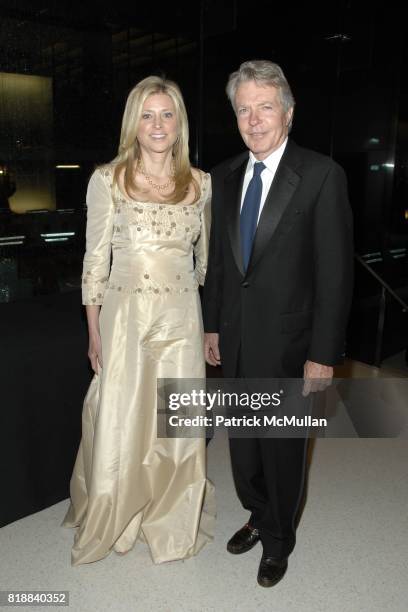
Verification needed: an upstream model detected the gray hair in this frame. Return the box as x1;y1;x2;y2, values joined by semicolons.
226;60;295;128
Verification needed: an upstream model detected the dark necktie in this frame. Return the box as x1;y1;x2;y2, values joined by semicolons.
240;161;266;271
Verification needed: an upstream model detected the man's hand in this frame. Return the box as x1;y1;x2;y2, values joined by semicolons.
302;360;333;397
204;332;221;367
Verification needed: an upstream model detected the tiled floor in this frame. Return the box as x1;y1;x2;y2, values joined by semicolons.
1;430;407;611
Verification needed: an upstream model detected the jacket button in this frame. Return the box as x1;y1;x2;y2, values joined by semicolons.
241;281;249;288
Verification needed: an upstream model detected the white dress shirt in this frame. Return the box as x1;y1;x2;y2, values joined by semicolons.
240;138;288;223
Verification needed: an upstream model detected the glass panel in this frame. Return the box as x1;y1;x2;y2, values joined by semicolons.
0;6;199;303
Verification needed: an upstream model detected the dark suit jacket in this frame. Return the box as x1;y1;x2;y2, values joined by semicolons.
202;139;354;378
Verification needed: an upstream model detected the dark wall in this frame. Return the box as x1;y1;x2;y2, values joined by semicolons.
201;0;407;252
0;291;91;527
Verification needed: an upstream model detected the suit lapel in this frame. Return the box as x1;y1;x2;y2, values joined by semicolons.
247;140;302;273
225;155;247;276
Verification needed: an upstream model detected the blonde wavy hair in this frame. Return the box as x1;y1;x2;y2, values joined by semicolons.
112;75;199;204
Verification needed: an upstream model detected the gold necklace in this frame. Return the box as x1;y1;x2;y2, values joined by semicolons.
137;158;175;192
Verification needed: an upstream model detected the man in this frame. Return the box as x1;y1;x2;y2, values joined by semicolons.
203;60;353;588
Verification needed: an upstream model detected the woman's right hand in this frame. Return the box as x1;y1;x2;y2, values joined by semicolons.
85;304;103;373
88;331;103;374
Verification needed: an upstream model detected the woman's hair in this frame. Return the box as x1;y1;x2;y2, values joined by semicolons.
226;60;295;130
112;75;199;203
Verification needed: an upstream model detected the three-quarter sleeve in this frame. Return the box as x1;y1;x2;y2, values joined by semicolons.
194;174;212;286
82;168;115;305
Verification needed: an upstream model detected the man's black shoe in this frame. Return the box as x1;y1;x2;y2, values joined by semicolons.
257;553;288;587
227;523;260;554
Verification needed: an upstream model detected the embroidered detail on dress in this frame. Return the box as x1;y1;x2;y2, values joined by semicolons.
113;201;202;242
105;280;198;295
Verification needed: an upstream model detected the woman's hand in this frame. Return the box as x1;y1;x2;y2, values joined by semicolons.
85;304;103;373
88;330;103;374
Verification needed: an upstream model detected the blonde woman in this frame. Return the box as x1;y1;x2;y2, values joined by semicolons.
62;76;215;565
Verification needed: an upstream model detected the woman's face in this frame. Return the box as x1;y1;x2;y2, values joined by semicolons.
136;93;178;155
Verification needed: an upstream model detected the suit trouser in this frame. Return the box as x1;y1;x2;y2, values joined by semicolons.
228;353;309;559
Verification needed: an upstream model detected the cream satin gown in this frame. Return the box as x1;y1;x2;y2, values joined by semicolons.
61;165;216;565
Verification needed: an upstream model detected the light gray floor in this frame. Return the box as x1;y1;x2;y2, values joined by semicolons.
382;350;408;372
1;432;407;612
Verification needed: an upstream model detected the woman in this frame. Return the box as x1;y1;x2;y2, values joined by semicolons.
61;76;215;565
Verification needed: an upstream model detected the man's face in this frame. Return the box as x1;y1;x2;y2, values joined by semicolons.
234;80;293;160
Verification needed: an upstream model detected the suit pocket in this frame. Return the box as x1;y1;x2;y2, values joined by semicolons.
280;310;313;333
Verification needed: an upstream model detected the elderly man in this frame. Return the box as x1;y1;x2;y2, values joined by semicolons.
203;60;353;587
